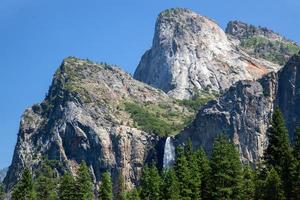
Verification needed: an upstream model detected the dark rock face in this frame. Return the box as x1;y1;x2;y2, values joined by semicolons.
277;54;300;138
176;53;300;163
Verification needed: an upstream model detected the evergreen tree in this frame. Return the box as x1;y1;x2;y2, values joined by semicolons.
76;161;94;200
174;147;192;199
126;188;141;200
12;168;34;200
254;167;268;200
161;168;180;200
293;123;300;160
0;183;5;200
34;163;58;200
241;165;255;200
209;135;243;200
184;140;201;200
264;108;293;198
195;148;211;200
263;168;286;200
140;163;162;200
117;173;127;200
99;171;113;200
58;172;77;200
290;124;300;200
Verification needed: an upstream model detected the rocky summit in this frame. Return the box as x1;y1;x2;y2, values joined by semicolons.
134;8;281;99
4;57;193;190
176;52;300;164
226;20;300;65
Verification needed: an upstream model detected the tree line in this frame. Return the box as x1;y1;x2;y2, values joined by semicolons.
1;108;300;200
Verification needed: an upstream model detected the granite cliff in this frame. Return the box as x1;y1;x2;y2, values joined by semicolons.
176;52;300;164
134;8;281;99
4;57;193;190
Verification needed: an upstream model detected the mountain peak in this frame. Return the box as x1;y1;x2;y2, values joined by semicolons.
226;21;300;65
134;9;280;99
226;20;291;43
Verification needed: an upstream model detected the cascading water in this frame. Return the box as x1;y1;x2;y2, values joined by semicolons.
163;137;176;168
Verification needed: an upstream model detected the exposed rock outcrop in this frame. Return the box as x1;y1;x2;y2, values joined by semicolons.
176;52;300;163
134;8;280;99
226;21;300;65
4;57;191;190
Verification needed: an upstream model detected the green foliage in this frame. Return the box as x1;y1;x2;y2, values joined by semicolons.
117;173;127;200
241;36;300;65
161;168;180;200
58;173;77;200
184;140;202;200
195;148;211;200
176;91;217;111
263;168;286;200
125;102;169;135
76;161;94;200
125;102;189;136
12;168;34;200
291;124;300;200
0;183;5;200
174;147;192;199
99;171;113;200
264;108;293;198
140;164;162;200
241;165;255;200
126;188;141;200
34;163;58;200
209;135;244;200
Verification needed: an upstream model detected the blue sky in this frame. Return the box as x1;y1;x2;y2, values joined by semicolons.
1;0;300;169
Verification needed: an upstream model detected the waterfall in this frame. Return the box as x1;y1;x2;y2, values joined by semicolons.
163;137;176;168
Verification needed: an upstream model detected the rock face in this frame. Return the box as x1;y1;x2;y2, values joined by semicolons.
0;168;8;182
134;8;280;99
4;57;191;190
226;21;300;65
176;53;300;163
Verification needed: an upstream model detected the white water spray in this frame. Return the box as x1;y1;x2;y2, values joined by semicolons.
163;137;176;168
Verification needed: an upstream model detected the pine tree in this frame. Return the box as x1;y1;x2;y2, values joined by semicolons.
254;167;268;200
263;168;286;200
241;165;255;200
209;135;243;200
0;183;5;200
76;161;94;200
99;171;113;200
184;140;201;200
290;124;300;200
264;108;293;198
58;172;77;200
117;173;127;200
195;148;211;200
126;188;140;200
12;168;34;200
34;163;58;200
161;168;180;200
140;163;162;200
293;124;300;160
174;146;192;199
